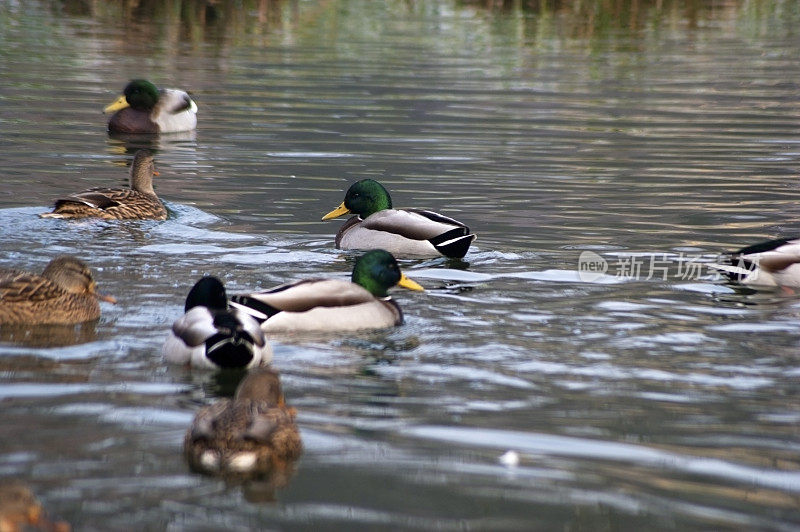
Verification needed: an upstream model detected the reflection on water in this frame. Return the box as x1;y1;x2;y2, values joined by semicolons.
106;130;198;157
1;0;800;530
0;322;97;349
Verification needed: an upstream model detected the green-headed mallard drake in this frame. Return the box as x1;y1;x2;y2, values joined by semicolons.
184;367;302;477
709;237;800;287
230;249;423;332
104;79;197;134
0;256;116;325
163;276;272;370
40;149;167;220
322;179;476;258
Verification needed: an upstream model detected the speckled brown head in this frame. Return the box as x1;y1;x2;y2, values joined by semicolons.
234;368;285;406
42;256;116;303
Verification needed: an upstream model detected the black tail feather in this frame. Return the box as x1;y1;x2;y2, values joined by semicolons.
205;331;256;368
712;255;759;282
428;228;476;258
229;295;280;323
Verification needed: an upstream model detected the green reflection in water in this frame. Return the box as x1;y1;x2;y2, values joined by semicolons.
2;0;796;56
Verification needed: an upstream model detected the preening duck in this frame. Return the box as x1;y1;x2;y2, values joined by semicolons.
709;237;800;287
40;149;167;220
0;256;116;325
230;249;424;333
322;179;476;258
184;368;302;477
163;276;272;369
105;79;197;134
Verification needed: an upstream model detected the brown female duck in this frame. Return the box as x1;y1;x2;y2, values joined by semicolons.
40;150;167;220
184;368;302;477
0;256;116;325
0;481;71;532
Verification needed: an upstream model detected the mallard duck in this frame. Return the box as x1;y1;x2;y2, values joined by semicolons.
163;276;272;369
230;249;424;332
0;256;116;325
0;482;42;532
709;237;800;287
322;179;476;258
104;79;197;134
40;150;167;220
0;481;70;532
184;368;302;477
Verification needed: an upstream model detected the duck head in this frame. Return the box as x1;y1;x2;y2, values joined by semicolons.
323;179;392;220
42;256;116;303
104;79;160;113
351;249;423;297
234;368;285;406
185;276;228;312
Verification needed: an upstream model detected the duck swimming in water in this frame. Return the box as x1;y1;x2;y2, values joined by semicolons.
104;79;197;134
163;276;272;369
322;179;476;258
709;237;800;287
230;249;424;333
0;256;115;325
40;150;167;220
184;368;302;477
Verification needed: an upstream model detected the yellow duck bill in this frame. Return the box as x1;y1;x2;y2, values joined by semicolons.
398;273;424;291
322;202;351;220
103;95;130;114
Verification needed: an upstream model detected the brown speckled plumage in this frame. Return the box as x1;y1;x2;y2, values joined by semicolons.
184;368;303;478
0;482;41;532
0;256;113;325
40;150;167;221
0;481;71;532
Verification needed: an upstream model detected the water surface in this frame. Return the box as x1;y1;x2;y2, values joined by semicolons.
1;1;799;530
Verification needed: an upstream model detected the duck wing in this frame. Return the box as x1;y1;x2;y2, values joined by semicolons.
48;186;165;220
171;307;218;347
159;89;196;114
230;279;374;322
0;271;64;303
709;237;800;283
733;237;800;272
241;406;297;443
361;209;476;258
53;188;127;210
189;399;233;441
360;209;467;239
734;237;798;256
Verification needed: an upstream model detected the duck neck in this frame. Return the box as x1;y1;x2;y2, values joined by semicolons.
130;160;156;195
362;189;391;217
352;273;390;298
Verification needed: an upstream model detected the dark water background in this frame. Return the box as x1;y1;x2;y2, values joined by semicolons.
1;0;799;529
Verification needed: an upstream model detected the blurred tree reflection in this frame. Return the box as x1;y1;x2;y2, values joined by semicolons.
52;0;298;48
24;0;800;53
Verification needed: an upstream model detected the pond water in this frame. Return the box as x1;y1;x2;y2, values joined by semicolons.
1;0;799;529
